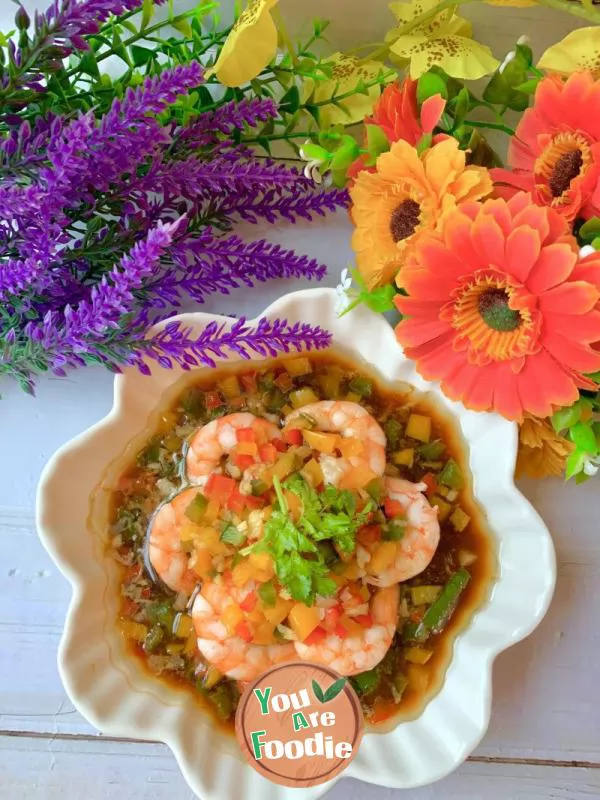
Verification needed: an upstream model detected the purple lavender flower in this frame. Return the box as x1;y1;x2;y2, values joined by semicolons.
176;98;277;151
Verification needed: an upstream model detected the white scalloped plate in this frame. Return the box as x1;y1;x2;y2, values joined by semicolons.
36;288;555;798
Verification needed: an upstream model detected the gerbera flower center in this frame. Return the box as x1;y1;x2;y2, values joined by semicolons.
535;132;592;204
549;150;583;198
447;275;535;363
478;288;521;332
390;199;421;242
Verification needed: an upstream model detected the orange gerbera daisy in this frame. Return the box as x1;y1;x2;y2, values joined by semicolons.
350;138;492;289
493;72;600;222
395;193;600;421
348;79;447;181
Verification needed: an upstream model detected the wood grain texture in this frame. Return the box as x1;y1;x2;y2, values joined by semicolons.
1;735;599;799
1;1;599;797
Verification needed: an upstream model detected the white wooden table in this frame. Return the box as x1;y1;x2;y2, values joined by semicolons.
2;2;600;798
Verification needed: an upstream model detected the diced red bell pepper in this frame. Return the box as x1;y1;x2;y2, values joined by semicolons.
259;443;278;464
126;563;143;582
240;372;257;393
273;438;288;453
384;498;403;518
354;614;373;628
274;372;293;391
236;427;256;443
235;621;253;643
303;626;327;645
239;591;257;613
334;623;348;639
227;487;264;513
233;453;255;470
324;605;342;626
205;391;223;410
204;473;236;504
283;429;303;446
357;524;382;545
122;598;139;617
140;586;152;599
421;472;438;496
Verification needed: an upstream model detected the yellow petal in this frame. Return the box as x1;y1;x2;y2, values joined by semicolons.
302;52;392;126
485;0;536;5
538;27;600;77
211;0;279;88
391;33;499;80
389;0;471;37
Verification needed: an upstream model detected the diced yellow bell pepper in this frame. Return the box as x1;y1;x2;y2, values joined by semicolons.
236;441;258;456
405;646;433;665
338;465;378;491
219;374;240;399
202;665;223;689
159;410;178;430
339;615;364;637
203;499;221;524
393;448;414;467
341;561;362;580
345;392;360;403
303;429;339;454
262;597;294;626
431;495;452;522
406;414;431;443
232;559;254;587
284;357;312;376
180;522;200;543
337;438;363;458
249;552;274;573
253;621;277;645
289;387;320;408
222;603;244;633
301;458;324;488
166;643;184;656
289;603;322;641
368;541;398;573
119;619;148;643
450;506;471;532
269;451;299;481
407;664;430;692
174;613;195;639
281;404;294;416
285;491;302;521
184;630;197;656
318;373;341;399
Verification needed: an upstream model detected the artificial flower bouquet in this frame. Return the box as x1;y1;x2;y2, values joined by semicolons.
319;1;600;484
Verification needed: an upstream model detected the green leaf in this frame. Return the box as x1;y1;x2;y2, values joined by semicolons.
323;677;347;702
565;449;587;480
312;680;326;703
416;132;432;155
417;71;447;103
301;142;329;161
78;49;99;78
330;136;360;171
141;0;154;29
579;217;600;242
552;403;582;432
279;85;300;114
514;78;539;95
570;421;597;453
130;45;154;66
515;42;533;68
453;87;470;125
171;17;193;38
365;124;389;158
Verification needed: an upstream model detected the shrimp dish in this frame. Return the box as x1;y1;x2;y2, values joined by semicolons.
111;353;494;729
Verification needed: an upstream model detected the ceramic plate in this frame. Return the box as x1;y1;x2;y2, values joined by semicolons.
36;288;556;798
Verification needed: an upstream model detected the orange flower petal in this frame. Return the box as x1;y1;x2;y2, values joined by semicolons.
492;364;524;421
543;333;600;373
548;309;600;342
471;212;505;266
395;317;452;348
526;243;577;294
505;226;541;283
420;94;446;134
539;282;600;314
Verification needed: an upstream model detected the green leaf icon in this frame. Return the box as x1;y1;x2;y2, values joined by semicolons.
323;677;347;702
312;679;325;703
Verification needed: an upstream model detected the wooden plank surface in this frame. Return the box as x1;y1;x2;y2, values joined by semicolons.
2;1;599;797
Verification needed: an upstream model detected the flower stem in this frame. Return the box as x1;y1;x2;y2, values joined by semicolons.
464;119;515;136
535;0;600;22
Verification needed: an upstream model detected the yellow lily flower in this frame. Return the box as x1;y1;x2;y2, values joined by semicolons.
302;53;393;127
387;0;499;80
485;0;536;5
209;0;279;88
538;27;600;77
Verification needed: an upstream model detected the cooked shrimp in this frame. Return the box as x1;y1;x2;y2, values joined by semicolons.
294;585;399;675
186;412;281;486
285;401;386;486
192;579;295;681
147;487;200;594
360;477;440;587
